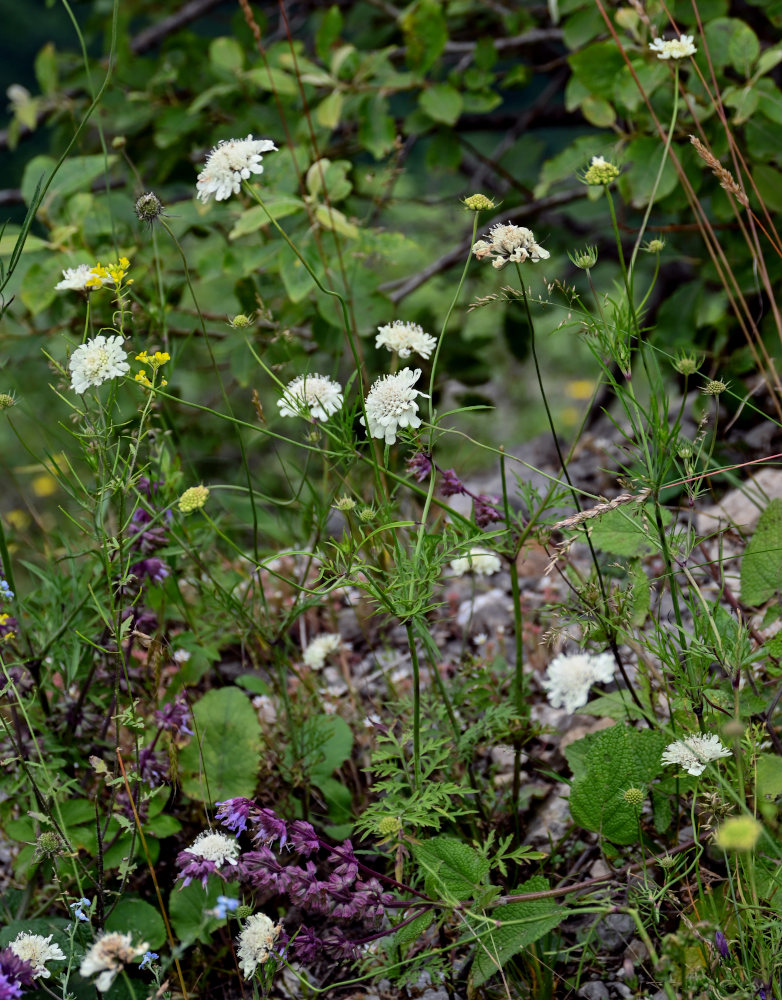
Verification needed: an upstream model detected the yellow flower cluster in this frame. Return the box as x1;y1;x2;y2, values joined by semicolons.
86;256;132;289
178;485;209;514
134;351;170;389
0;612;16;642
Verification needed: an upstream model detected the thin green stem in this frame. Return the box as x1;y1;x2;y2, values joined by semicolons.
405;623;422;793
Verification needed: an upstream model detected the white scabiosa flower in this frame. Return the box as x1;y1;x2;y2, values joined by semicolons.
237;912;281;979
10;933;66;978
450;547;502;577
196;134;277;203
277;374;343;421
661;734;731;776
361;367;427;445
472;222;550;270
302;633;343;670
375;321;437;360
68;335;130;394
79;932;148;992
649;34;697;59
183;830;241;866
541;650;615;713
55;264;103;292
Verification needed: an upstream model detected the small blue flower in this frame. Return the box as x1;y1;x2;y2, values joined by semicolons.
0;580;14;602
70;897;91;922
213;895;240;919
139;951;158;971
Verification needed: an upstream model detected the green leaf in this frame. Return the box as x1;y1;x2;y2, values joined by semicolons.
228;197;306;239
21;154;118;209
470;877;568;989
585;503;668;557
210;37;244;74
581;96;616;127
287;713;353;781
576;690;648;721
401;0;448;74
305;158;352;202
314;204;358;238
756;754;782;798
316;89;344;129
179;688;263;802
316;6;343;63
243;66;299;96
358;94;396;159
106;898;167;950
704;17;759;75
419;83;463;125
620;136;678;208
169;880;238;946
35;42;58;95
395;909;434;946
741;499;782;605
568;42;625;100
569;724;665;844
412;836;490;901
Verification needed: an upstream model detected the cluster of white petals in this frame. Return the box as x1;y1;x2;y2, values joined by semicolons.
649;34;697;59
79;933;148;992
69;335;130;394
183;830;241;866
237;913;281;979
302;633;343;669
277;374;343;421
541;651;615;713
55;265;103;292
361;367;427;445
10;933;66;978
450;547;502;578
661;734;731;776
196;135;277;203
472;222;550;270
375;321;437;360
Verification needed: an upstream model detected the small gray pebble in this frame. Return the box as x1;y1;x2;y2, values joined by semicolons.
577;983;610;1000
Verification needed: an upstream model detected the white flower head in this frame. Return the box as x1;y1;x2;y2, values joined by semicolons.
541;651;615;713
302;632;343;670
79;932;148;992
196;134;277;203
361;367;427;445
375;321;437;360
183;830;240;867
472;222;550;270
661;734;731;776
68;335;130;394
10;933;66;978
237;912;281;979
55;265;103;292
450;547;502;577
277;373;343;421
649;34;697;60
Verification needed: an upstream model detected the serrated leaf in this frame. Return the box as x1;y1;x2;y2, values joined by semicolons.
394;909;434;946
419;83;463;125
470;877;567;989
568;724;665;844
412;836;490;900
179;688;262;802
741;499;782;605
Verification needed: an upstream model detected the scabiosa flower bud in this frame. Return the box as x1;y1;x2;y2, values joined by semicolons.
135;192;164;226
332;496;356;511
358;507;375;522
623;787;645;807
33;831;64;860
657;854;676;870
178;485;210;513
228;313;253;329
569;245;599;269
702;379;728;396
463;193;495;211
643;237;666;253
235;904;253;919
582;156;621;186
0;393;15;410
674;353;700;376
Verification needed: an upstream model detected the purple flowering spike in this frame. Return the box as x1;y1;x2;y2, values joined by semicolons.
440;468;466;497
154;695;192;736
174;849;219;888
474;494;502;528
291;926;322;963
252;807;287;847
406;452;433;483
131;557;170;584
240;847;291;893
0;949;36;989
0;971;23;1000
216;797;257;837
287;861;329;912
327;840;358;887
288;820;320;856
138;747;167;786
321;928;359;960
715;930;729;959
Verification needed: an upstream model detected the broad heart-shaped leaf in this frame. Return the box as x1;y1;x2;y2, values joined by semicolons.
412;836;490;901
741;499;782;605
169;880;239;946
106;897;167;950
568;724;665;845
419;83;463;125
469;877;568;989
179;687;262;803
